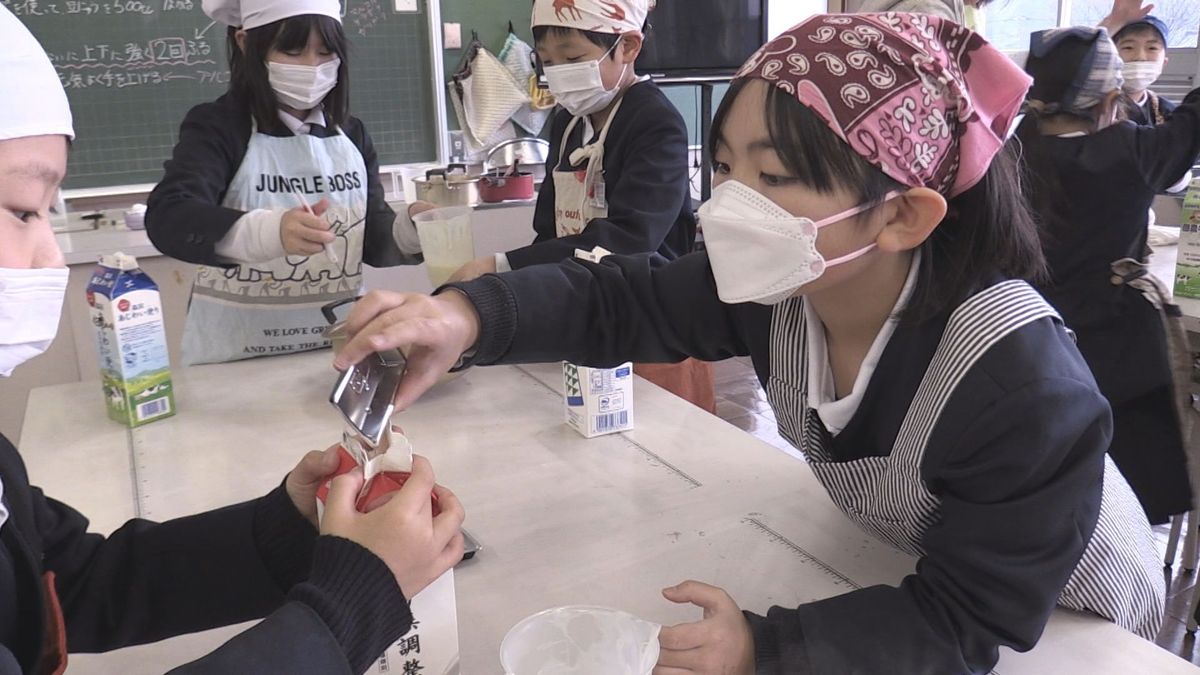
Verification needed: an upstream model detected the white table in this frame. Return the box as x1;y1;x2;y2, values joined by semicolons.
19;352;1198;674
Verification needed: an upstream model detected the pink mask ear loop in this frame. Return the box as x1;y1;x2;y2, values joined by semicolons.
813;191;903;268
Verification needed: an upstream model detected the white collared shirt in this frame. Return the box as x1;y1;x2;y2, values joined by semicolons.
278;107;327;136
0;476;8;530
804;251;921;436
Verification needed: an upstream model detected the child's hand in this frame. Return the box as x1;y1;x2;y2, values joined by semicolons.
655;581;755;675
285;444;343;528
280;198;332;256
320;455;465;599
447;255;498;284
1099;0;1154;33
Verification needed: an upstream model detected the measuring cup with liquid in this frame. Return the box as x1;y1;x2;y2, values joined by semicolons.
413;205;475;287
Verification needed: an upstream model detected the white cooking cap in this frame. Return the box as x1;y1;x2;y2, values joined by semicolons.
0;7;74;141
203;0;342;29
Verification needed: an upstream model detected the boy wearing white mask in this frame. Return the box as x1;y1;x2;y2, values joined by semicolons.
146;0;434;366
1113;16;1176;126
0;11;463;673
448;0;714;412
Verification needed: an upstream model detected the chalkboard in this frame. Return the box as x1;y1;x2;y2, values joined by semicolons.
3;0;439;190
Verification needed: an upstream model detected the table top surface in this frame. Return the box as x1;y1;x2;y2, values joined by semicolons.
19;351;1198;674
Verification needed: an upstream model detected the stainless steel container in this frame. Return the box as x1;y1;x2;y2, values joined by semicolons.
485;138;551;184
412;163;481;207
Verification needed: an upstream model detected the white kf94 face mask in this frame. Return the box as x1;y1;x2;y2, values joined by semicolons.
0;267;68;377
267;57;341;111
699;180;894;305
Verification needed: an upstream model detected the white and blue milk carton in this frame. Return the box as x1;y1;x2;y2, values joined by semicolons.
563;362;635;438
86;253;175;427
562;246;635;438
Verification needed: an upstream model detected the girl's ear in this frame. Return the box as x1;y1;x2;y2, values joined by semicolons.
234;29;248;54
875;188;947;254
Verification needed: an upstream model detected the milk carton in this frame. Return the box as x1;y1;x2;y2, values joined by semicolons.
1174;178;1200;300
563;362;635;438
561;246;635;438
86;253;175;427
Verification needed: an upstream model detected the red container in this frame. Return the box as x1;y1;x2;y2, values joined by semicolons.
316;444;440;515
479;170;535;203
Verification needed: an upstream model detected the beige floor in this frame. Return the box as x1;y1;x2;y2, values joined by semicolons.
707;356;1200;666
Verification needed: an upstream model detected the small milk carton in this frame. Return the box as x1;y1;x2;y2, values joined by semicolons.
1174;178;1200;300
562;245;635;438
86;253;175;427
563;362;635;438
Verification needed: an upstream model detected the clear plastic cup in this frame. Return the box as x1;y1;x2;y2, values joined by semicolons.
413;206;475;287
500;606;661;675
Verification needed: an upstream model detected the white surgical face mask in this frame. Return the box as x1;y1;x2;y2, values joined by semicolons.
544;41;628;117
699;181;891;305
267;57;341;111
1121;60;1163;94
0;267;68;377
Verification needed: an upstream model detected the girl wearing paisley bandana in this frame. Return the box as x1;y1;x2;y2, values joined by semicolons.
337;14;1165;673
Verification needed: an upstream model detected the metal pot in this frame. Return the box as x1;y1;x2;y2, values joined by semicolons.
412;163;481;207
479;162;535;203
485;138;551;184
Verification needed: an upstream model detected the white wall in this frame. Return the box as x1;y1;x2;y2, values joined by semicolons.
769;0;830;39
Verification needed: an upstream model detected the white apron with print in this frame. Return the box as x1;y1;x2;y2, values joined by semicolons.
765;280;1165;639
552;96;626;237
181;124;367;366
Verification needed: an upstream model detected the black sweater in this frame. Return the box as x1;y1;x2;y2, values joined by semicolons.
0;433;409;674
146;94;417;269
448;252;1111;674
506;80;697;269
1127;90;1178;126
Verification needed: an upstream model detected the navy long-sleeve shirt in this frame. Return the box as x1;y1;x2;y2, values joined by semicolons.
505;80;696;269
447;252;1113;673
0;434;410;674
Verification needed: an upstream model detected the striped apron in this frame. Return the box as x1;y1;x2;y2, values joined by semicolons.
765;280;1164;639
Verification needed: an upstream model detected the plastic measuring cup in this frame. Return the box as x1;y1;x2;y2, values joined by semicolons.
500;606;661;675
413;206;475;287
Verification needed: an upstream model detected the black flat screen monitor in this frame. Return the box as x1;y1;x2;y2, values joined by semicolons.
638;0;769;80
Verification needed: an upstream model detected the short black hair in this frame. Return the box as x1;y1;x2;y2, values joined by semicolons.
711;79;1046;322
226;15;350;133
532;22;651;57
1113;23;1166;44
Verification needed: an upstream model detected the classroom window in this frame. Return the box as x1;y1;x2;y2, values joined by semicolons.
980;0;1200;50
1071;0;1200;48
979;0;1061;51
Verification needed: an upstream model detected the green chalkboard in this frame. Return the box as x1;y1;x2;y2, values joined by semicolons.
4;0;438;190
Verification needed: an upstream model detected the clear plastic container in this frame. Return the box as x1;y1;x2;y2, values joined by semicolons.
500;606;660;675
413;206;475;287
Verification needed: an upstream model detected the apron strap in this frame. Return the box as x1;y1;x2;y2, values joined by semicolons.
559;115;583;165
890;280;1060;468
1110;258;1200;508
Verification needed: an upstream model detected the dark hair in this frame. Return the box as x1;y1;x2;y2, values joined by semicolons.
226;15;350;133
1015;33;1126;241
1113;23;1165;44
710;79;1045;322
532;22;651;57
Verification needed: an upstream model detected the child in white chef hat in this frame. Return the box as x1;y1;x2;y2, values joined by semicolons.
0;10;463;672
146;0;436;367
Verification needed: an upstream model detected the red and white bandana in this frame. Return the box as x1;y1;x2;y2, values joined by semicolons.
532;0;655;35
736;13;1031;197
